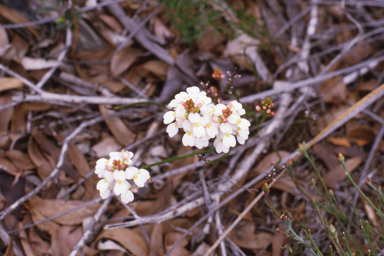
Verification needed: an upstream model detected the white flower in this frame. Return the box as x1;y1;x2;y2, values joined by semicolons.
175;105;187;123
163;110;176;124
213;103;226;115
113;170;131;196
203;114;219;138
220;123;236;149
182;120;196;147
126;167;150;187
95;158;108;177
97;179;111;199
169;92;189;107
121;190;134;204
122;151;134;165
188;113;206;137
186;86;201;98
233;125;249;145
166;122;179;137
214;132;230;153
195;135;209;149
229;101;245;115
236;118;251;130
97;171;114;199
195;94;212;111
227;113;241;125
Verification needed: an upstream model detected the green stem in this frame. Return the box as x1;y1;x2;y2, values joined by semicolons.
340;160;384;219
113;101;168;110
140;148;215;169
302;148;332;202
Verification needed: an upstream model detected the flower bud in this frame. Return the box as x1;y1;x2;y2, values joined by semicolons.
255;105;261;111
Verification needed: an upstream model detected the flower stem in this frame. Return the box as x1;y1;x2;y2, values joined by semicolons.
140;148;215;169
113;101;168;110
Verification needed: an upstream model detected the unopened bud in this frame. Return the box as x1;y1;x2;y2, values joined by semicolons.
223;118;227;122
197;103;203;108
227;103;233;108
338;153;345;161
255;105;261;111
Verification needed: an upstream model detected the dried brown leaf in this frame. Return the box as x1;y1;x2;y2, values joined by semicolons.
26;227;51;256
91;135;122;158
364;201;379;228
328;137;352;147
28;199;60;233
0;157;17;175
97;14;123;33
346;125;376;144
0;24;8;47
0;34;29;62
313;144;339;170
272;231;287;256
96;228;149;256
323;157;363;189
191;243;212;256
225;34;259;70
88;74;126;93
51;228;71;256
29;196;99;225
99;106;135;146
164;232;190;256
252;150;290;175
110;47;142;76
149;224;164;256
230;230;272;250
140;60;169;79
0;6;39;38
67;142;95;199
0;95;13;148
200;28;226;52
31;130;79;179
319;76;346;102
5;149;35;170
4;238;14;256
19;228;35;256
154;17;172;41
0;77;23;92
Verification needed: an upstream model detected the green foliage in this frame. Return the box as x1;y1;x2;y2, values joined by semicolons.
158;0;225;45
56;9;82;30
268;144;384;255
157;0;266;45
38;0;82;31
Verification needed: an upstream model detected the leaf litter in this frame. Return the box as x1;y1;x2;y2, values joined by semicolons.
0;0;383;255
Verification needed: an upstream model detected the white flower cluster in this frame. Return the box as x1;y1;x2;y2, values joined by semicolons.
163;86;250;153
95;151;150;204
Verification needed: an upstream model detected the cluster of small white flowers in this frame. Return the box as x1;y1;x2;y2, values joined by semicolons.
95;151;150;204
163;86;250;153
